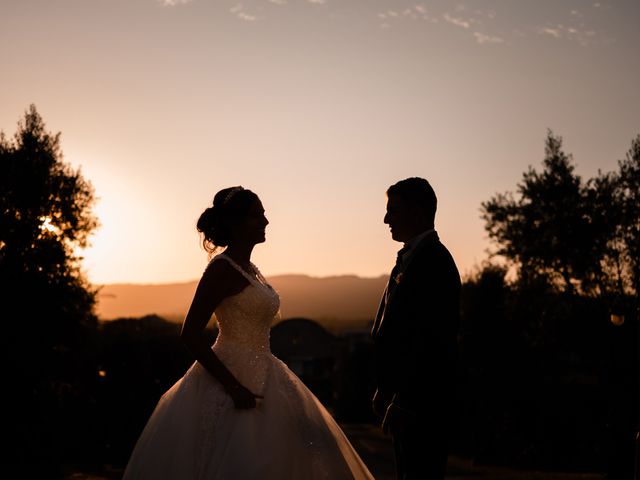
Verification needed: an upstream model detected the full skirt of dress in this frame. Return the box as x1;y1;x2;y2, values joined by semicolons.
122;351;373;480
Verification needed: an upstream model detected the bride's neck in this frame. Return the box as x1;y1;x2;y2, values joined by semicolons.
224;244;254;266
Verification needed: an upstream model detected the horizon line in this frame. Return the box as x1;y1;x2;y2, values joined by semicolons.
93;272;390;287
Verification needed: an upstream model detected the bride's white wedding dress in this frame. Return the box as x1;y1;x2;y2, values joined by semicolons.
123;254;374;479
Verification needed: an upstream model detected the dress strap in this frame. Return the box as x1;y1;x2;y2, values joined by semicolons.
212;253;257;284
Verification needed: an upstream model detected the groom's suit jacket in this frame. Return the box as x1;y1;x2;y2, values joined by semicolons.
372;230;461;423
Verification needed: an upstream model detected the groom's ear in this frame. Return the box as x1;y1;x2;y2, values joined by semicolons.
410;203;433;227
409;202;427;218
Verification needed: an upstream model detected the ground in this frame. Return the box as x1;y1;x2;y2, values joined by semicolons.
64;423;605;480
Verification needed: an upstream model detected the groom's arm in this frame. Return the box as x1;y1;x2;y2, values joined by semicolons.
383;271;459;435
388;249;460;416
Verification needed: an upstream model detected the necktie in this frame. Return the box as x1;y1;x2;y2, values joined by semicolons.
374;246;411;336
386;246;409;300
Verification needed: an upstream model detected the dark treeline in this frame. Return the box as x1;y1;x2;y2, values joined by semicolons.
1;107;638;478
457;264;637;474
1;105;101;477
465;131;639;478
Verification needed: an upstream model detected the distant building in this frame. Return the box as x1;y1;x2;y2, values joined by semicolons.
270;318;377;421
270;318;342;407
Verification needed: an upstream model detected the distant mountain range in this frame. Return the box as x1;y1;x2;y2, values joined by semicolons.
96;274;389;333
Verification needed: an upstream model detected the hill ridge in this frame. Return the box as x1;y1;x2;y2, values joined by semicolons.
96;274;388;331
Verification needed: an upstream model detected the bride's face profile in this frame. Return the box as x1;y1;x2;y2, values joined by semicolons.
230;198;269;246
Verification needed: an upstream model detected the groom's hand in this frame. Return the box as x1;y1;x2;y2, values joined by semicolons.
372;389;388;418
382;403;416;436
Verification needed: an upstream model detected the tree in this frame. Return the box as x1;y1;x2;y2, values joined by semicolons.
481;130;597;296
0;105;99;473
616;135;640;301
596;135;640;480
479;130;639;474
1;105;96;278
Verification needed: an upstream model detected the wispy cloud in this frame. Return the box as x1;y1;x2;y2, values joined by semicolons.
230;3;258;21
160;0;193;6
238;12;258;21
206;0;614;46
532;2;614;46
377;3;498;35
537;23;600;46
474;32;503;44
539;26;562;39
443;13;471;29
377;5;437;26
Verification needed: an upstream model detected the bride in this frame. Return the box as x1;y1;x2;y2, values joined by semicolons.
123;186;374;479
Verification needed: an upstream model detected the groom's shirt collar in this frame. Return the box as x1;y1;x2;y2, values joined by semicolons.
400;228;436;266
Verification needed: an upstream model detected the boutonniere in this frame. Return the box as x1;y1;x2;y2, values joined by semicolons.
394;272;404;284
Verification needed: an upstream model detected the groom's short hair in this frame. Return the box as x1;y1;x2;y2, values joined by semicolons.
387;177;437;225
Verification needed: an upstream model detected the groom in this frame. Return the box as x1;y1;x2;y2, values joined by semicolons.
371;177;461;480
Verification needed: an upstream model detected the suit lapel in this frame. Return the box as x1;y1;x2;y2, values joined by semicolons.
373;231;440;337
371;288;387;337
372;259;402;337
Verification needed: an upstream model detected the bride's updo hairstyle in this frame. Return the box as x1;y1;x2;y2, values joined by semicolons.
197;186;259;253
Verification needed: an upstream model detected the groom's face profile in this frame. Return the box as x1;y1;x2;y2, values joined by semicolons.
384;194;415;243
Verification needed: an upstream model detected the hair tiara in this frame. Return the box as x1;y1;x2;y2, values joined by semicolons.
223;186;244;205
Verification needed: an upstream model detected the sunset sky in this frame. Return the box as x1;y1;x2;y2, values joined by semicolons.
2;0;639;285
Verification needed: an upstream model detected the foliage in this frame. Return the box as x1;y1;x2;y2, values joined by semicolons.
477;131;639;475
0;104;98;328
0;105;99;475
93;316;199;465
458;262;615;470
482;131;593;295
584;135;640;312
615;135;640;302
482;130;640;307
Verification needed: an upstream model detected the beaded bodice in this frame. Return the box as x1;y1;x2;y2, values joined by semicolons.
208;253;280;394
211;253;280;351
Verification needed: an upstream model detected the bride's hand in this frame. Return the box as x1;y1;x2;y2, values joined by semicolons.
226;383;263;409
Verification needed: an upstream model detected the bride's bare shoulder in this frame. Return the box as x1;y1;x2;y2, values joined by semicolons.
202;255;248;293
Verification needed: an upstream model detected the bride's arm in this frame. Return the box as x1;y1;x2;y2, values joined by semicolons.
180;260;261;409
